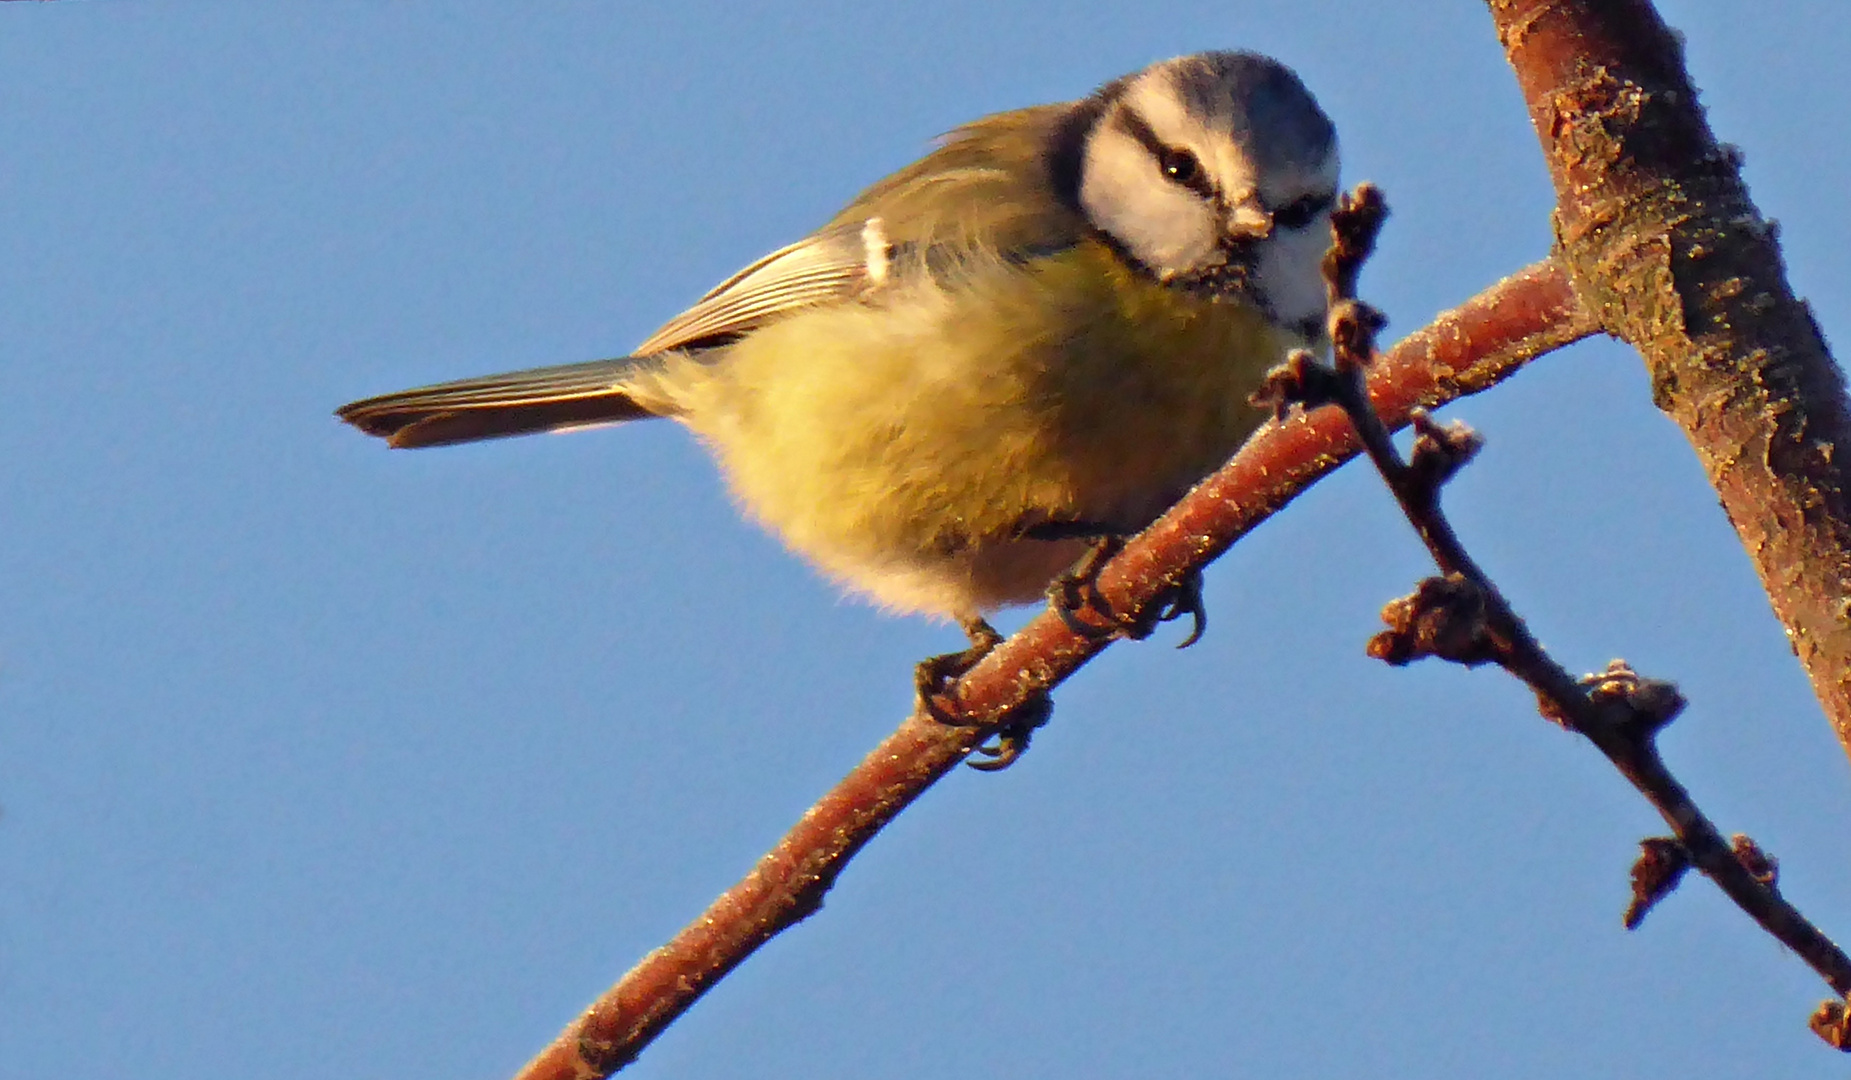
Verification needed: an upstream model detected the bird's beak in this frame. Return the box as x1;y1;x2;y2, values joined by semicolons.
1226;199;1274;243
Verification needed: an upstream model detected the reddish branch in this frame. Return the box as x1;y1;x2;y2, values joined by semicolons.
508;258;1598;1080
503;4;1851;1070
1486;0;1851;756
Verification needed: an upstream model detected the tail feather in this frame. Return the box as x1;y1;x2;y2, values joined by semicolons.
337;357;667;449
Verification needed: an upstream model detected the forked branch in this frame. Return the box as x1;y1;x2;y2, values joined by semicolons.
1487;0;1851;757
507;260;1599;1080
1285;184;1851;1052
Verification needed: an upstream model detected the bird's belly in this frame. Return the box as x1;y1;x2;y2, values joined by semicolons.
660;250;1306;618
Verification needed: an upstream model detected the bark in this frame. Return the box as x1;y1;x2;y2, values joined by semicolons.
1487;0;1851;755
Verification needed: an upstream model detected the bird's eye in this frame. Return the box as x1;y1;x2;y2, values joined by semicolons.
1158;146;1203;187
1273;192;1335;230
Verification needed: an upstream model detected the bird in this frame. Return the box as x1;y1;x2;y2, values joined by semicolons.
339;51;1339;762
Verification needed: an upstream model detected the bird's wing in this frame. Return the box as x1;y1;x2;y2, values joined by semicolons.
336;225;885;448
635;101;1091;354
338;103;1091;450
630;223;886;356
823;103;1090;266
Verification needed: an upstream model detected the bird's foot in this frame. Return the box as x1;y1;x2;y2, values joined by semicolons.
1034;528;1130;642
1146;568;1207;649
1043;534;1208;648
966;693;1051;772
914;617;1052;772
914;616;1004;716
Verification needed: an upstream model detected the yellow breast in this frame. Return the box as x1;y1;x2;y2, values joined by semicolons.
655;239;1306;615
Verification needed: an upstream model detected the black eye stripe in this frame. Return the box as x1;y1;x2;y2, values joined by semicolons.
1272;191;1336;230
1113;108;1217;200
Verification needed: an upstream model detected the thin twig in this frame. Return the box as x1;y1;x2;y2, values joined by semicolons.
1487;0;1851;762
1305;186;1851;1048
508;258;1598;1080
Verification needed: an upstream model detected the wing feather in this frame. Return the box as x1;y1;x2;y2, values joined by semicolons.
336;357;662;448
631;227;875;356
339;102;1094;450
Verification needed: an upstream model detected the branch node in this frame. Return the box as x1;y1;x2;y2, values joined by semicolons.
1580;660;1687;737
1623;836;1690;930
1324;182;1388;301
1251;348;1345;418
1406;409;1485;490
1730;833;1780;891
1368;574;1499;667
1811;998;1851;1052
1328;299;1389;375
1320;183;1391;381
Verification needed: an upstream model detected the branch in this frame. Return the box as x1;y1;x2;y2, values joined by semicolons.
1304;185;1851;1052
1485;0;1851;757
508;258;1598;1080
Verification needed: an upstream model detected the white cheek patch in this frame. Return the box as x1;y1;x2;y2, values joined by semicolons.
1257;155;1339;334
1077;123;1219;275
1256;212;1332;334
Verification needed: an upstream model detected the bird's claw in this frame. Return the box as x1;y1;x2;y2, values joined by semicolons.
966;694;1052;772
1152;570;1207;649
914;617;1005;724
914;617;1053;772
1046;535;1128;641
1045;537;1207;648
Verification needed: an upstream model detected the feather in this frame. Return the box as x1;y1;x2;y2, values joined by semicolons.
338;103;1094;451
336;357;663;448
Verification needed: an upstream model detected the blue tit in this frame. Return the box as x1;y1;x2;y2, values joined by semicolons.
340;51;1338;632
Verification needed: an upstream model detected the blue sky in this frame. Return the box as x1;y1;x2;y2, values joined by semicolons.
4;2;1849;1077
